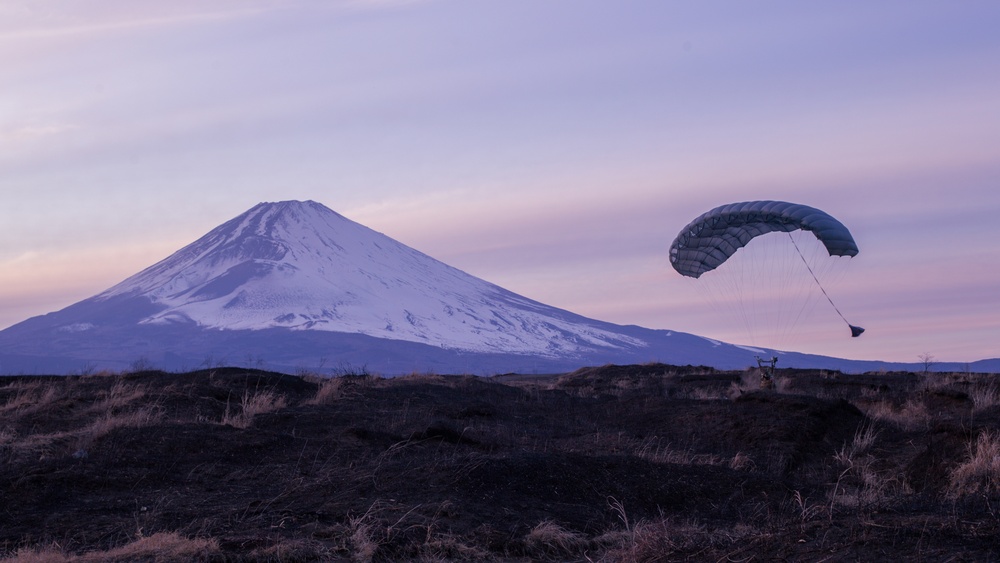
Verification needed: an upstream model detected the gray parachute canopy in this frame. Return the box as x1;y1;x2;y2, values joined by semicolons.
669;201;859;279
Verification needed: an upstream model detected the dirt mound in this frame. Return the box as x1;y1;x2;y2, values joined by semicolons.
731;391;866;472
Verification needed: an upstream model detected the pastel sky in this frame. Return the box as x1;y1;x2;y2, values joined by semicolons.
2;1;999;364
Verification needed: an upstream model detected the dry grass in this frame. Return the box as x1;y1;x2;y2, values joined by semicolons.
242;539;339;562
948;431;1000;498
828;455;909;512
5;406;164;461
602;518;743;562
523;520;588;556
633;436;748;469
919;372;962;392
828;422;909;511
860;399;930;430
0;384;61;419
728;451;755;471
2;532;219;562
76;407;163;449
417;533;494;562
221;390;287;429
85;379;146;414
969;382;1000;412
305;376;347;405
833;421;879;466
686;386;727;400
347;515;379;563
338;501;415;563
304;372;386;405
0;378;163;460
0;381;41;411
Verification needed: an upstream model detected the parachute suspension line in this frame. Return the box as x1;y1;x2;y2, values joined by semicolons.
787;232;864;337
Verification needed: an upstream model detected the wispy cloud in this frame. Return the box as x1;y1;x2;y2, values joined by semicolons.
0;0;436;42
0;239;187;329
0;3;278;41
1;123;77;142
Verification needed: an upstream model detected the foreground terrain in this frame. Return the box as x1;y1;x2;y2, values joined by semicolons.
1;364;999;561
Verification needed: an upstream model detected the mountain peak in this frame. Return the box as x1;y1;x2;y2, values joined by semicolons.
99;200;350;299
243;199;342;226
213;199;345;248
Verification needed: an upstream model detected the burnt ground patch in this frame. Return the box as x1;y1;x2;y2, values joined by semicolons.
1;365;998;561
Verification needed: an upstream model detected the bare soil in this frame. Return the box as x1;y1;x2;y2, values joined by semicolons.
1;364;998;561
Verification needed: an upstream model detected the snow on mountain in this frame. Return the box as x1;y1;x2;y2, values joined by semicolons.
93;200;645;357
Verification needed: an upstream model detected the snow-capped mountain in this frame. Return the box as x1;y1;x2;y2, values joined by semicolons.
95;200;645;356
2;200;994;375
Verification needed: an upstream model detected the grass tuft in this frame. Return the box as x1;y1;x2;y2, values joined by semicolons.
948;431;1000;498
221;390;287;429
523;520;587;556
860;399;929;430
969;382;1000;412
3;532;219;562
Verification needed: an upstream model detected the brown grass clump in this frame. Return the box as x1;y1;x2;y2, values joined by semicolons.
603;518;735;562
305;372;386;405
948;431;1000;498
347;513;380;563
0;547;66;563
306;376;347;405
85;379;146;414
221;390;287;429
0;379;162;460
418;533;494;562
0;383;61;419
523;520;588;557
3;532;219;562
860;398;930;430
80;532;219;562
833;421;879;466
633;437;734;467
827;421;913;511
77;407;163;449
969;382;1000;412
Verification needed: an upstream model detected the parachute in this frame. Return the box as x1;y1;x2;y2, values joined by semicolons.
670;201;858;278
670;201;863;342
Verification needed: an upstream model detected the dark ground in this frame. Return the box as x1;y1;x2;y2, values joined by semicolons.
1;364;999;561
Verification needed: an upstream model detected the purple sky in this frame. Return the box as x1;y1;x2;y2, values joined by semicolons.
2;1;999;363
